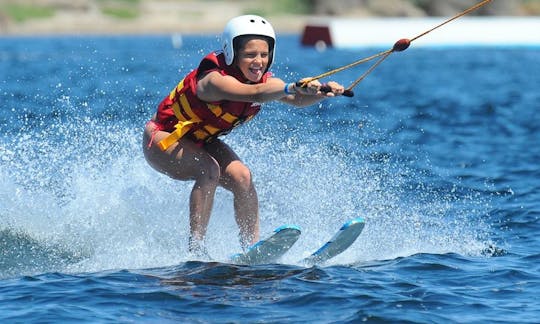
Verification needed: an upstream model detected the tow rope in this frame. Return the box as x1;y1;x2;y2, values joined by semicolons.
300;0;493;97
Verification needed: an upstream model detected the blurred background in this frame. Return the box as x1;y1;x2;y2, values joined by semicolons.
1;0;539;35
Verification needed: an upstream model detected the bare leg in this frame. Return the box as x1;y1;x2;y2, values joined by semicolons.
206;140;260;249
143;122;220;253
188;174;218;243
229;161;259;248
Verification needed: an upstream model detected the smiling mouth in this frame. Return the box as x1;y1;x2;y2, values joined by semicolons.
244;66;264;81
249;67;262;76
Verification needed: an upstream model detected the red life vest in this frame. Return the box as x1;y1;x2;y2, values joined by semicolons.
155;51;270;150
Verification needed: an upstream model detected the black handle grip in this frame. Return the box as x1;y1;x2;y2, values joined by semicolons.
296;82;354;97
320;84;354;97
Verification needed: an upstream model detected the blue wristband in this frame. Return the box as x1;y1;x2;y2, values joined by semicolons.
284;83;295;95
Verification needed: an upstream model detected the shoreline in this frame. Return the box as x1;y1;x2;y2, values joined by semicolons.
1;0;539;37
0;1;310;36
3;16;539;49
1;13;322;36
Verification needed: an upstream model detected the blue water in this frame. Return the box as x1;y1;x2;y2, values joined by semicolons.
1;34;539;322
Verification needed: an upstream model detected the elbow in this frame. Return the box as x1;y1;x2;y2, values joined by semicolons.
251;80;289;103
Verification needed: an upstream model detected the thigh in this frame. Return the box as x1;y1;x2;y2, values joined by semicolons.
204;139;241;172
205;139;250;189
143;122;218;180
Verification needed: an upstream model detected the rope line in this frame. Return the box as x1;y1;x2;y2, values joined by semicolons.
410;0;493;42
303;0;493;94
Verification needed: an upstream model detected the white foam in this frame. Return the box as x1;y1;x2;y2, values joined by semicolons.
0;100;493;274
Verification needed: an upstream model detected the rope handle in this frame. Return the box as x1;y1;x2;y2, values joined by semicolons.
295;81;355;97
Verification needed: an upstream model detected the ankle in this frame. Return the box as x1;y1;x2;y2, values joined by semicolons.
188;237;210;260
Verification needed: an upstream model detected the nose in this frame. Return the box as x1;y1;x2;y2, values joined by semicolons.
253;53;263;63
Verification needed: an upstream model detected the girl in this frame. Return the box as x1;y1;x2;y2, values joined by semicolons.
143;15;344;256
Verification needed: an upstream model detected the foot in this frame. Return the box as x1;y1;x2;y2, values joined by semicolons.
188;237;211;260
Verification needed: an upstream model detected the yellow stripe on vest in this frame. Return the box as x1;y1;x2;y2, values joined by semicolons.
193;129;210;140
169;79;185;100
158;80;203;151
180;94;201;122
207;104;222;116
207;103;237;124
203;124;221;135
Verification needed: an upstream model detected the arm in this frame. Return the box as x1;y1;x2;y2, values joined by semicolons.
196;71;344;107
196;71;288;103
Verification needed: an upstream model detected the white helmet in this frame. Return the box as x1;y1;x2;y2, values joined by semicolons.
221;15;276;70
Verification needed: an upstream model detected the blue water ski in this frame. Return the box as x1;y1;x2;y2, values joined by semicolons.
302;217;365;266
230;225;301;265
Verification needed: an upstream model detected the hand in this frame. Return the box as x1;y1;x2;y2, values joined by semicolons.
295;79;345;97
320;81;345;97
295;78;322;96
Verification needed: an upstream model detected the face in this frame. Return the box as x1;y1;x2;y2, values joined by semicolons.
235;38;270;83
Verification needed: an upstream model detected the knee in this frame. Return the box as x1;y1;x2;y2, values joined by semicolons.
229;164;253;193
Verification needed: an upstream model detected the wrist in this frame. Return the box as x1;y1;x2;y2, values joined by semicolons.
284;82;296;95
